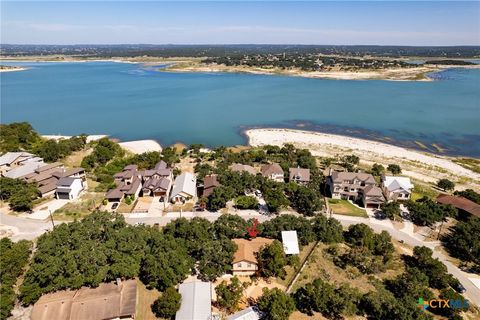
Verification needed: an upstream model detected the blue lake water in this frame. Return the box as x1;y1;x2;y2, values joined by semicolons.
1;61;479;157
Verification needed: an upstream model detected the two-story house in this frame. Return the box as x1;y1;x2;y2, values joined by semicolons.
261;163;284;182
327;170;376;202
381;176;414;201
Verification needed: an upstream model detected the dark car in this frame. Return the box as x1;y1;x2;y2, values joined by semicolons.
193;205;204;212
450;278;466;293
111;202;119;210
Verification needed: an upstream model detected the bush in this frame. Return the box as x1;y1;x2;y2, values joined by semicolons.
234;195;259;210
151;287;181;319
257;288;295;320
437;179;455;191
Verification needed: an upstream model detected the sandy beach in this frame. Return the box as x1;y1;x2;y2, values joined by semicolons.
0;67;27;72
118;140;162;154
246;128;480;190
42;134;108;143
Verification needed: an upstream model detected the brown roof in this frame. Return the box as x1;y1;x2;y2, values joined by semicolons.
437;194;480;217
261;163;284;177
105;187;124;200
62;168;85;177
232;238;274;264
38;182;57;195
203;175;220;197
289;167;310;182
31;280;137;320
230;164;257;175
35;162;63;173
363;185;384;197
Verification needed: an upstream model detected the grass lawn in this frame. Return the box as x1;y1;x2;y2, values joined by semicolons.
136;280;160;320
411;184;439;201
328;199;368;218
53;192;104;220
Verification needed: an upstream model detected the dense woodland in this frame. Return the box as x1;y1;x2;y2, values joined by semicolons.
202;54;415;71
2;44;480;58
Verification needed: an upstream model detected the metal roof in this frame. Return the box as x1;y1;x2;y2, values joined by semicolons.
281;231;300;255
176;281;212;320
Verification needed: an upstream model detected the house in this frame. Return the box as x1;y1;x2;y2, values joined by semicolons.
289;167;310;185
359;185;386;209
176;281;212;320
327;171;376;202
261;163;284;182
3;160;47;179
105;188;125;203
170;172;197;203
230;163;257;176
0;152;39;175
436;194;480;218
31;279;137;320
55;177;85;200
201;174;220;198
227;307;260;320
382;176;414;201
142;177;171;200
232;237;274;276
281;231;300;255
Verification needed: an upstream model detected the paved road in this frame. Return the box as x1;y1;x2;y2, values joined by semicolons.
1;210;478;307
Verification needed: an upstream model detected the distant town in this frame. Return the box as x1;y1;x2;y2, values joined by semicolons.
1;122;479;320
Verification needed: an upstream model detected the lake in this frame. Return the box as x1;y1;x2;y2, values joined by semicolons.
1;61;479;157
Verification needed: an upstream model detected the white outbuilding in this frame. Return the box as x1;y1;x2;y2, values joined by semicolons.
281;230;300;255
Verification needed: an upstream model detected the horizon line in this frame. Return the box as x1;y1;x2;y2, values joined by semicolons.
2;43;480;47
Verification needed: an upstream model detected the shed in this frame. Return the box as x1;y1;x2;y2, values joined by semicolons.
281;230;300;255
176;281;212;320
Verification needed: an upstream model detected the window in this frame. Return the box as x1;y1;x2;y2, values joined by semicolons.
237;263;242;267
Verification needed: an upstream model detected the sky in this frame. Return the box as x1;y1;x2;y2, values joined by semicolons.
1;1;479;46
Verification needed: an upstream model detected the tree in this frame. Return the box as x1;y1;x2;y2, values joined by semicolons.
380;201;401;220
294;278;360;318
406;197;457;226
197;239;236;281
215;276;246;313
437;179;455;192
454;189;480;204
257;288;295;320
290;186;323;215
344;223;375;251
234;195;259;210
442;216;480;266
207;186;235;211
370;163;385;176
312;215;344;243
263;188;290;213
387;164;402;175
151;287;181;319
257;240;288;278
213;214;248;239
340;154;360;171
0;122;41;153
407;246;453;289
0;177;40;212
0;238;32;320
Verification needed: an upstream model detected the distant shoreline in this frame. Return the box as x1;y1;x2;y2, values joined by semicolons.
2;55;479;81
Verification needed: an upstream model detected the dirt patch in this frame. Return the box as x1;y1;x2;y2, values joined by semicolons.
136;280;160;320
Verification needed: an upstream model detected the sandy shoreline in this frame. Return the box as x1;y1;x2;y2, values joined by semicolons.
42;135;162;154
246;128;480;189
118;140;162;154
0;67;27;73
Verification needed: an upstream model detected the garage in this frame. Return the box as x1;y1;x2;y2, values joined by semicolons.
56;192;70;200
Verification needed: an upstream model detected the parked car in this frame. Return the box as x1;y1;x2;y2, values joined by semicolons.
111;202;119;210
193;205;204;212
451;279;466;293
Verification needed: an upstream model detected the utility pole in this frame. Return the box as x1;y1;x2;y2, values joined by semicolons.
49;210;55;230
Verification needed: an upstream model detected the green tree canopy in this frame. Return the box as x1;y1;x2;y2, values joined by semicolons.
151;287;181;319
257;288;295;320
257;240;288;279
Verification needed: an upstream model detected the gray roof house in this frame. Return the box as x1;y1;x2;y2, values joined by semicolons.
289;167;310;185
176;281;212;320
261;163;284;182
360;185;386;209
327;171;376;203
170;172;197;203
